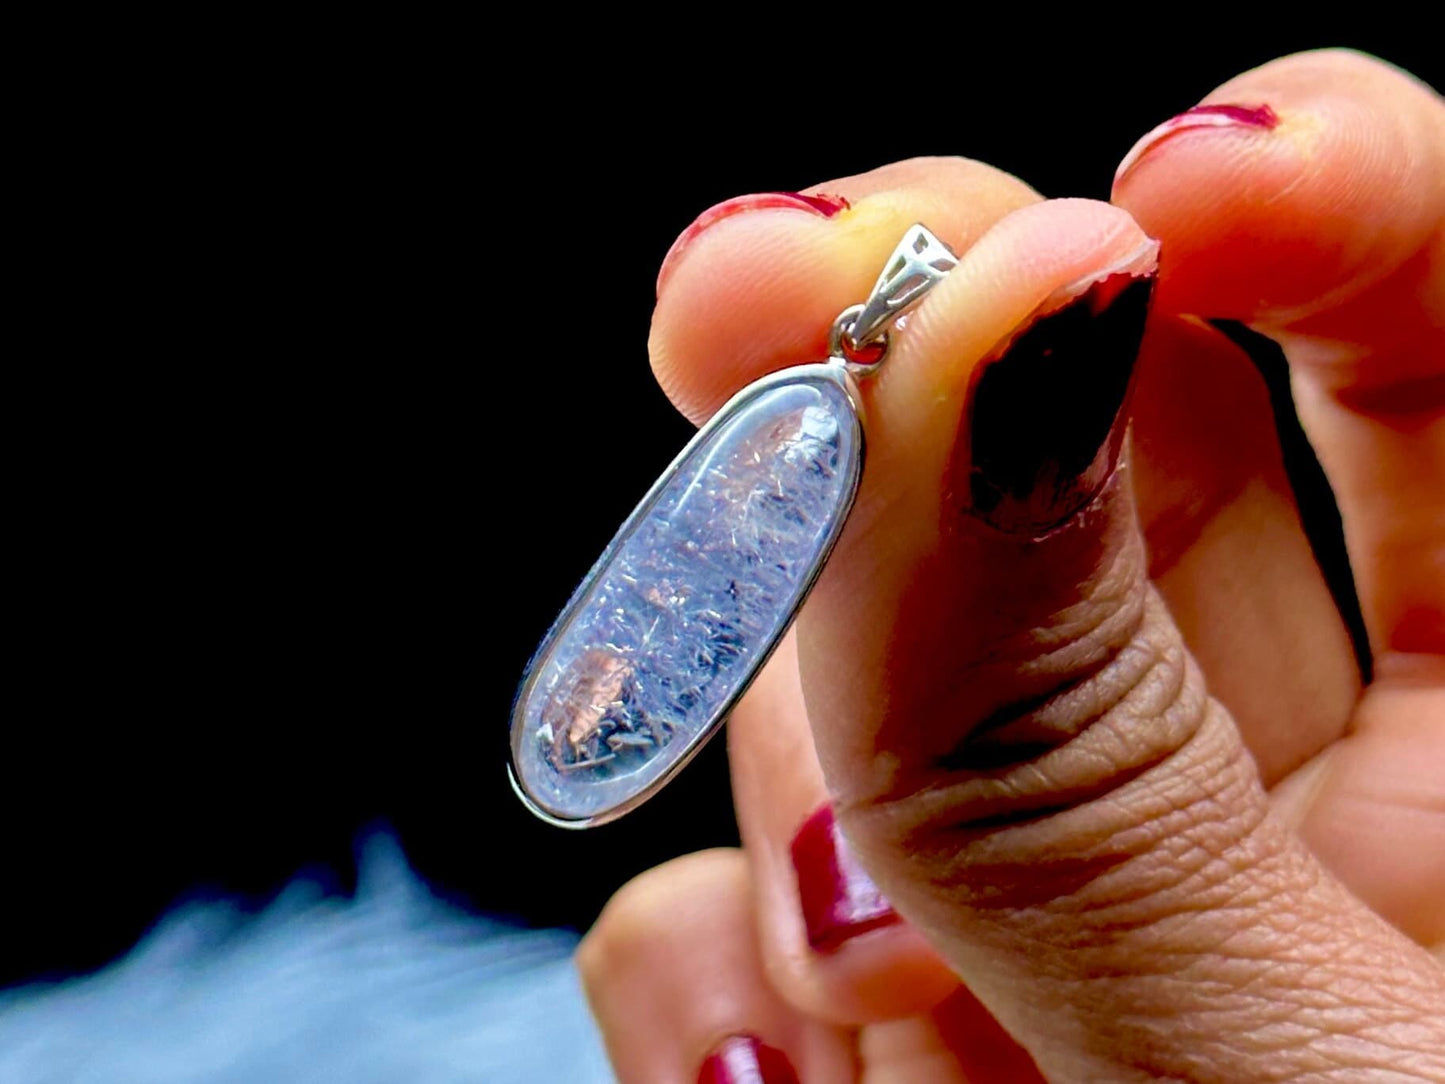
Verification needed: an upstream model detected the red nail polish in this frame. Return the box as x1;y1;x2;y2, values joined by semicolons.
698;1035;800;1084
1115;102;1279;185
959;270;1157;535
657;191;849;296
790;804;899;952
1177;103;1279;128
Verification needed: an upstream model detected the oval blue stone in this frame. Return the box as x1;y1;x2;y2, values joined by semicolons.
510;367;862;825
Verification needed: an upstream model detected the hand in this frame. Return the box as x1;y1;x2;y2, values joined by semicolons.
579;50;1445;1083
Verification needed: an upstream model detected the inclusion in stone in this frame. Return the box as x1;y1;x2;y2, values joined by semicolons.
510;366;862;824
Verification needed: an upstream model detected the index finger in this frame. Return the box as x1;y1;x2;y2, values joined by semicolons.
1114;47;1445;661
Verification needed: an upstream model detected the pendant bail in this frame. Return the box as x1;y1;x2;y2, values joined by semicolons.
510;221;961;828
828;223;959;372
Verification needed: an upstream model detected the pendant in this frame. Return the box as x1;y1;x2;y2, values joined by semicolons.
510;224;959;827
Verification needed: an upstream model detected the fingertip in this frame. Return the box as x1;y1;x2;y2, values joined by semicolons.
648;200;888;424
1112;48;1445;320
581;850;857;1084
654;191;852;300
648;158;1039;425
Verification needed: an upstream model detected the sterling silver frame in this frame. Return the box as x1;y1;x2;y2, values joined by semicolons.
508;360;866;829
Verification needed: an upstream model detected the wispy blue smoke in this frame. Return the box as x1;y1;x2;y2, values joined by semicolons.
0;833;614;1083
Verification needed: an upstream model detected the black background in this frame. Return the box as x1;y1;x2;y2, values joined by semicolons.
6;29;1438;988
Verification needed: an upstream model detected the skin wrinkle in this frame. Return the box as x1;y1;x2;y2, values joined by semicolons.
854;541;1152;800
923;602;1206;873
851;577;1445;1081
1008;825;1266;954
1034;821;1285;960
1054;869;1445;1078
864;605;1212;925
1016;515;1142;655
1069;955;1445;1081
864;493;1155;815
1030;728;1266;925
1154;1027;1435;1084
955;636;1161;762
969;576;1169;753
952;558;1143;723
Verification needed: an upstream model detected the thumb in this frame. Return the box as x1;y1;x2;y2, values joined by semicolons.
794;199;1445;1079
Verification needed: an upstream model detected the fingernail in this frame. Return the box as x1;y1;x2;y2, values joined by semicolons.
1115;103;1279;186
657;191;849;296
698;1035;800;1084
959;267;1157;535
790;804;899;952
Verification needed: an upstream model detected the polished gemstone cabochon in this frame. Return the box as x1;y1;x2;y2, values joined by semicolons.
510;369;862;823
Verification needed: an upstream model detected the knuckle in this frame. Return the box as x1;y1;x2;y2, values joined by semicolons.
577;850;745;995
849;583;1260;917
576;867;663;993
573;917;613;995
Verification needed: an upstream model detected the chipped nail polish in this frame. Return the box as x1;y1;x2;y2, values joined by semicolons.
1115;103;1279;185
960;270;1156;535
658;191;850;295
790;804;899;952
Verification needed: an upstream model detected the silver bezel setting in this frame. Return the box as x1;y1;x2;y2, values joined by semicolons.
507;361;865;828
